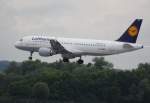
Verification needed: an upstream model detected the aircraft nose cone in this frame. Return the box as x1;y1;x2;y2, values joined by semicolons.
14;41;20;48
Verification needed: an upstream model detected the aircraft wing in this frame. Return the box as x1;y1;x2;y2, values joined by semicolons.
50;39;82;59
50;39;72;54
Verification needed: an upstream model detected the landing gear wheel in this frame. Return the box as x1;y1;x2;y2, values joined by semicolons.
63;58;69;63
77;59;84;64
28;51;33;60
29;56;32;60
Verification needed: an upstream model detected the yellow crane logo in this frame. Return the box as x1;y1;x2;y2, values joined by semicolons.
128;26;138;37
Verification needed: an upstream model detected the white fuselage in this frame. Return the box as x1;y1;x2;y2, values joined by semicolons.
15;36;143;58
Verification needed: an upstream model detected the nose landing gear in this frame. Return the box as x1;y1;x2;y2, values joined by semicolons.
28;51;33;60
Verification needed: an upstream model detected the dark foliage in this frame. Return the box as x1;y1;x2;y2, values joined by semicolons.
0;61;10;71
0;58;150;103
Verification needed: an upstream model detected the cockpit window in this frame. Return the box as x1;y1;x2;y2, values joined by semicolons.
19;39;23;41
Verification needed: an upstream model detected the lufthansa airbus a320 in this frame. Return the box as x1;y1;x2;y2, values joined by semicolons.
15;19;143;64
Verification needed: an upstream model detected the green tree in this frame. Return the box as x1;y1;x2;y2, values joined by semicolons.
21;60;41;75
8;80;31;97
93;57;113;69
5;61;20;74
32;82;49;99
138;78;150;102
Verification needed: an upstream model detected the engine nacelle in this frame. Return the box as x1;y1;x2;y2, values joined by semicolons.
39;47;55;57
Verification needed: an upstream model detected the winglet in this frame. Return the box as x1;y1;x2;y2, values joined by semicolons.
116;19;143;43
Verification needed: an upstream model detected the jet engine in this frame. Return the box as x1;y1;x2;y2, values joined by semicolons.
39;47;55;57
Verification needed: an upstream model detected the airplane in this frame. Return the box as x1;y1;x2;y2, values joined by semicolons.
15;19;143;64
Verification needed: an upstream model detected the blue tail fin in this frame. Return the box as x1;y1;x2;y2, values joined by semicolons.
117;19;143;43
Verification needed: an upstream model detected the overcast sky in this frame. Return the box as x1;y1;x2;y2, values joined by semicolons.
0;0;150;69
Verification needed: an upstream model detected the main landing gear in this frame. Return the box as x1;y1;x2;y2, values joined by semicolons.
63;57;84;64
28;51;33;60
77;57;84;64
63;58;69;63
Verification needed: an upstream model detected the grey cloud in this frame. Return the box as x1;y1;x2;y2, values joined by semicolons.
0;0;150;69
